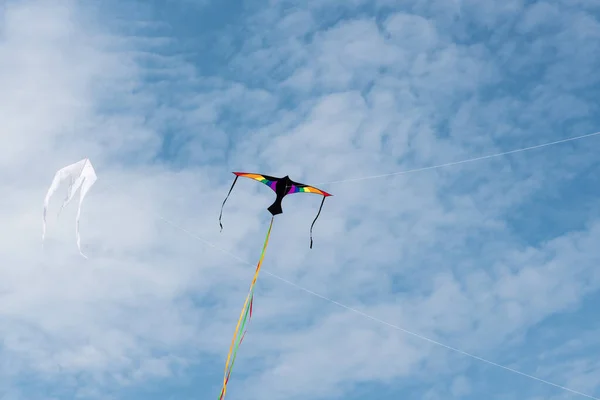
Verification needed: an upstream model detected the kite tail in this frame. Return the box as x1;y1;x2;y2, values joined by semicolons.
218;216;274;400
309;196;326;249
219;176;239;231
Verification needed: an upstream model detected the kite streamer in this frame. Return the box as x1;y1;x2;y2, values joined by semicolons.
218;216;273;400
217;172;331;399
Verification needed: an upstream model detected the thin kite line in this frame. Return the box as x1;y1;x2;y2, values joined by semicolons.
318;131;600;185
154;213;599;400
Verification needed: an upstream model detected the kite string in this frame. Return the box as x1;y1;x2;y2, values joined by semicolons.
260;272;599;400
317;130;600;185
153;214;599;400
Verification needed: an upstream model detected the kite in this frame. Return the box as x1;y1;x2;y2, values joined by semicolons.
216;172;332;399
42;158;97;258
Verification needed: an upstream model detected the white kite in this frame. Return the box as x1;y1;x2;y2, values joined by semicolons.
42;158;98;258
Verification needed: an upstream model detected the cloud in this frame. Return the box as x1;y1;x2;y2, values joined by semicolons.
1;0;600;399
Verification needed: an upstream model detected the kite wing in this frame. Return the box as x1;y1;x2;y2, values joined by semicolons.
219;172;279;230
286;178;332;197
232;172;280;193
43;158;97;258
283;177;332;248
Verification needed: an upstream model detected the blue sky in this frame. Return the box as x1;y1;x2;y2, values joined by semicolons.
0;0;600;399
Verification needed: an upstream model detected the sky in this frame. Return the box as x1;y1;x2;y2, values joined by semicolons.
0;0;600;399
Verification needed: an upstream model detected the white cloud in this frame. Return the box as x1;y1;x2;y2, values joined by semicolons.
1;0;600;399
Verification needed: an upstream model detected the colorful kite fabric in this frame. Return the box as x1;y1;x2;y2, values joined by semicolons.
217;172;332;399
231;172;331;197
219;172;332;247
43;158;97;258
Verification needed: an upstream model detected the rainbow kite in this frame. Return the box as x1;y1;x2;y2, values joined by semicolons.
217;172;332;399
